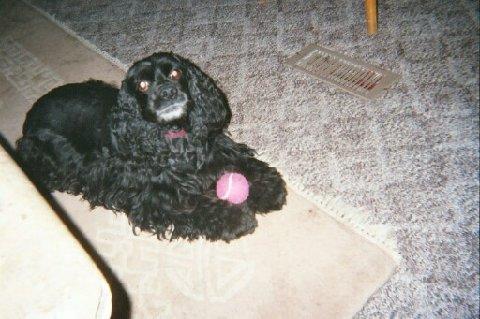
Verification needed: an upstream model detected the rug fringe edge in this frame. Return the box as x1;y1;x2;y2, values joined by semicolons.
258;153;401;264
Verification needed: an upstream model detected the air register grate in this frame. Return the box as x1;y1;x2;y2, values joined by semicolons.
286;44;400;100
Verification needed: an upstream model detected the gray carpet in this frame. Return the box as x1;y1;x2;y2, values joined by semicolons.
24;0;480;317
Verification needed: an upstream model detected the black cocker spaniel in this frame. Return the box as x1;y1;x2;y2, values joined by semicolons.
17;52;287;241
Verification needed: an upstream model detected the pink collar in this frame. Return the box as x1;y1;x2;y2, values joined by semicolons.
164;129;187;139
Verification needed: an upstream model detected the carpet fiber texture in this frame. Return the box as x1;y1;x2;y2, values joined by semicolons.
8;0;480;317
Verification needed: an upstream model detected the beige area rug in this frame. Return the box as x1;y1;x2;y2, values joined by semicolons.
0;1;397;318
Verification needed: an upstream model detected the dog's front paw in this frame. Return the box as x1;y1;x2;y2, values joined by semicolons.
258;178;287;212
248;171;287;213
203;208;258;242
219;213;257;242
217;227;255;242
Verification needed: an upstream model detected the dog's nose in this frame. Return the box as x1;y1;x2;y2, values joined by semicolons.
160;86;178;99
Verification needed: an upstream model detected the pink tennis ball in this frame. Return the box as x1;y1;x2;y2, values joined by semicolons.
216;172;249;204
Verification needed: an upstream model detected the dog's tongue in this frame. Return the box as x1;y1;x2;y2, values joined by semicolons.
165;129;187;139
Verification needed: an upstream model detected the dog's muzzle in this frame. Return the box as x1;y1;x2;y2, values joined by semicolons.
148;85;188;123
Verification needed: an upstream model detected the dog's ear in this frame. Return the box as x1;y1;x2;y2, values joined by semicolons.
186;64;232;139
117;61;140;109
117;79;141;113
118;61;151;114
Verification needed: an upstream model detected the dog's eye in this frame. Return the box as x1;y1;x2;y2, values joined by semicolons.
169;69;182;81
138;80;150;93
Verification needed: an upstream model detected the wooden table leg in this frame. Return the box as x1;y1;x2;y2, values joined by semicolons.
365;0;378;35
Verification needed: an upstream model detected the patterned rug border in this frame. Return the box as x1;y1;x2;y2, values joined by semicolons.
23;0;401;263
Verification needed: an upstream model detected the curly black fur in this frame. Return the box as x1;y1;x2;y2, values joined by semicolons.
16;52;287;241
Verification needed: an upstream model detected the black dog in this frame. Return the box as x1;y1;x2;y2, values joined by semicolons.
17;52;287;241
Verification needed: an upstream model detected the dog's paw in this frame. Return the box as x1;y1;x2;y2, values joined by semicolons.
219;218;257;242
203;209;258;242
268;178;287;210
249;174;287;213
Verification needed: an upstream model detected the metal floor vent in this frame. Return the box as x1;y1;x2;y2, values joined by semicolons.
286;44;400;100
